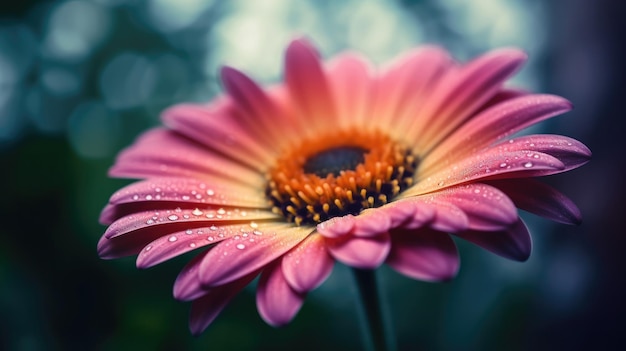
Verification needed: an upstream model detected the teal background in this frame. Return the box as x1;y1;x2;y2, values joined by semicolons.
1;0;622;350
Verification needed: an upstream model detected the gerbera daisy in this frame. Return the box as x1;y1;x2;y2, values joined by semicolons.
98;38;590;337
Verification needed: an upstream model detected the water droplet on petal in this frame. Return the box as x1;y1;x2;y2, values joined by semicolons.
192;208;203;216
524;162;533;168
132;195;139;200
250;222;258;229
145;195;153;200
146;219;155;225
145;245;152;251
253;230;263;236
168;235;177;242
185;229;193;235
168;214;179;221
189;243;196;248
217;208;226;215
499;162;507;168
207;189;215;196
236;244;245;250
182;195;190;200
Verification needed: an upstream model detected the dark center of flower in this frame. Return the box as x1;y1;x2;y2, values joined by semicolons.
303;146;367;177
266;130;418;226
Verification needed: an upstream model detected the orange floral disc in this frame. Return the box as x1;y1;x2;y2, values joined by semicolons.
266;129;418;226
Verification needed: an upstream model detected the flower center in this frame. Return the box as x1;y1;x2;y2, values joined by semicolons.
266;130;418;226
303;146;367;177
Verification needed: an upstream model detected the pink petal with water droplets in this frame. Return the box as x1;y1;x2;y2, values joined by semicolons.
189;272;257;336
325;232;391;269
426;184;518;231
486;178;582;225
500;134;592;171
285;38;336;135
424;200;469;232
199;225;313;287
220;66;296;149
411;48;528;150
326;52;373;128
375;46;451;135
316;214;356;238
387;228;459;282
377;198;437;229
406;149;565;197
256;261;306;327
422;95;572;175
282;234;334;293
109;128;265;185
173;252;208;301
100;177;268;224
136;222;279;269
104;208;279;239
454;219;532;262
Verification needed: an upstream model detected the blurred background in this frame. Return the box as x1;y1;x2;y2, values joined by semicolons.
0;0;623;350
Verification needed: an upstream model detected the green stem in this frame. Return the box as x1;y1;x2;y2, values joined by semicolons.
351;268;394;351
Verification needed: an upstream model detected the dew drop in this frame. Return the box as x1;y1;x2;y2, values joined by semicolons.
234;235;241;240
210;225;218;231
168;235;177;242
132;195;139;200
145;245;152;251
207;236;214;241
437;181;445;187
236;244;246;250
182;195;190;200
145;195;153;200
207;189;215;196
146;219;155;225
185;229;193;235
253;230;263;236
189;243;196;248
217;208;226;215
192;208;203;216
499;162;507;168
524;162;533;168
250;222;258;229
168;214;179;221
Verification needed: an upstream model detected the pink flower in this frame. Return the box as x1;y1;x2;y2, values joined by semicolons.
98;38;590;335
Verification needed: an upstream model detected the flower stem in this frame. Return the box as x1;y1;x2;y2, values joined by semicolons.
351;268;394;351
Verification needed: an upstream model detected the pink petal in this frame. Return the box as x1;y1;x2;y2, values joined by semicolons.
375;198;436;229
104;208;279;240
100;176;267;224
425;200;469;232
97;229;161;259
422;94;572;175
372;46;451;135
387;228;459;282
425;183;518;231
189;272;257;336
325;232;391;269
410;48;528;150
326;52;373;129
351;209;392;237
220;66;297;149
109;128;265;185
199;225;313;287
256;261;305;327
406;149;565;196
500;134;591;171
136;222;284;269
285;38;336;136
486;178;582;225
316;214;356;238
281;233;334;293
161;102;275;167
479;88;529;110
173;252;208;301
454;219;532;262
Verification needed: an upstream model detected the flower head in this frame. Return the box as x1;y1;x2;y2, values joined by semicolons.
98;38;591;335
